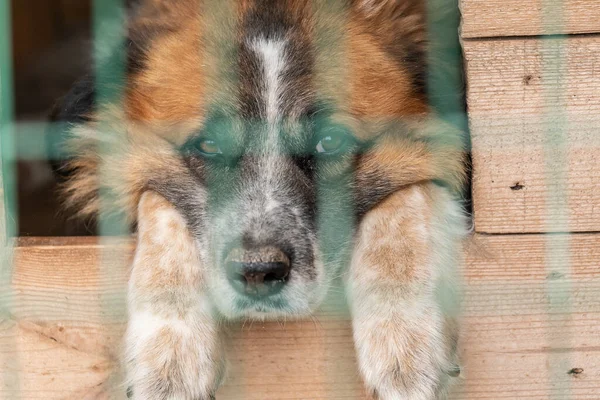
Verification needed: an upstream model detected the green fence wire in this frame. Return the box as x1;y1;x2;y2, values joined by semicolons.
541;1;573;398
92;0;130;396
0;0;16;239
0;0;20;398
0;0;588;398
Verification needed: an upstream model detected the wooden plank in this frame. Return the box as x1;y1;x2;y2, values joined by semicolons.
2;235;600;399
460;0;600;38
0;321;110;400
465;36;600;233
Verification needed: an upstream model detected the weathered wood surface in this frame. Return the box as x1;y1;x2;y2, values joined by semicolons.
460;0;600;38
1;235;598;399
465;36;600;233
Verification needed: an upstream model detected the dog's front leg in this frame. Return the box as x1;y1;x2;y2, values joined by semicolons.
348;184;465;400
125;192;224;400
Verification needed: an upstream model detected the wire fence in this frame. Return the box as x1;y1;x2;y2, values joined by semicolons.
0;0;593;399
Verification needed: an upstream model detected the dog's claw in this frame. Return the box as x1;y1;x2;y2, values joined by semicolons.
447;364;461;377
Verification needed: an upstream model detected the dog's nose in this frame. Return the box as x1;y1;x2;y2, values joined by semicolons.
225;246;291;297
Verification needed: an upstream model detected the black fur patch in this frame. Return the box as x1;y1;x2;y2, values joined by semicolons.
237;43;264;119
353;156;395;218
292;153;316;180
398;42;427;97
49;75;96;124
47;75;96;178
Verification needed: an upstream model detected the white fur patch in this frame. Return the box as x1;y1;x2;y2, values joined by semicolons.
251;38;286;124
249;38;288;215
128;310;191;343
126;192;224;399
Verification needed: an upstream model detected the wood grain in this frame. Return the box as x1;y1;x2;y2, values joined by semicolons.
460;0;600;38
2;235;599;399
464;36;600;233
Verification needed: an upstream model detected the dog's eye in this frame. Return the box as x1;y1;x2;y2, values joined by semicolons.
314;130;349;155
198;138;222;156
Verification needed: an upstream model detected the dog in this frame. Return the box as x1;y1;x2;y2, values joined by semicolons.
53;0;468;398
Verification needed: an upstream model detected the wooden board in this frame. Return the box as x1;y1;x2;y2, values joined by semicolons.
1;235;599;399
464;36;600;233
460;0;600;38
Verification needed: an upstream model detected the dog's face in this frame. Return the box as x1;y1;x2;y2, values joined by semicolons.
59;0;464;319
182;101;380;317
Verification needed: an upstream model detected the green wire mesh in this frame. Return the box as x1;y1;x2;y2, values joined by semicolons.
0;0;583;398
1;0;19;397
541;1;573;398
0;0;16;239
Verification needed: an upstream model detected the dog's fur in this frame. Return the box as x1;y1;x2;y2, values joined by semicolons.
54;0;468;398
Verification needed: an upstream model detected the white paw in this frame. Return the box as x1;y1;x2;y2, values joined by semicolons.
353;313;458;400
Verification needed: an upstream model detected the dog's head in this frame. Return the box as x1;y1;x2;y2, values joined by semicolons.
56;0;465;319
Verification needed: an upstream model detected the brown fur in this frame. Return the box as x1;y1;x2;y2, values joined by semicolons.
62;0;465;221
61;111;192;220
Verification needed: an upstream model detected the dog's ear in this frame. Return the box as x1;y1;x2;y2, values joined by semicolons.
353;0;426;46
352;0;427;95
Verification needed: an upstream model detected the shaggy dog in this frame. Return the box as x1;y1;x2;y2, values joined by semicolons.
54;0;467;398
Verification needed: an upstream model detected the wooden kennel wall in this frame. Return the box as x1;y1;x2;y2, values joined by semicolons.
2;1;600;399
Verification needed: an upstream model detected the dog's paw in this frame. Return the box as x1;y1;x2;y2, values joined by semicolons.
126;366;222;400
126;386;217;400
125;325;225;400
354;314;458;400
